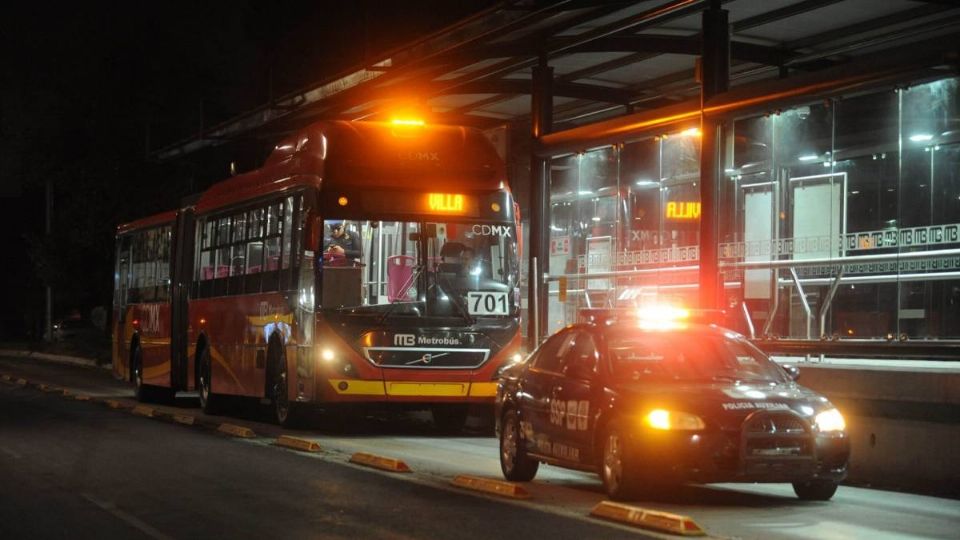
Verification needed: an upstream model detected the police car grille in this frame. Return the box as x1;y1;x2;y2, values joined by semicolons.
745;414;807;435
364;348;489;369
742;412;814;460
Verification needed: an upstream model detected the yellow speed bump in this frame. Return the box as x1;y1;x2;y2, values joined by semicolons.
104;400;127;409
16;378;28;386
73;394;92;401
62;389;73;397
590;501;706;536
451;475;530;499
218;423;256;438
131;405;156;417
276;435;322;453
41;385;62;393
172;414;196;426
1;374;11;381
349;452;412;473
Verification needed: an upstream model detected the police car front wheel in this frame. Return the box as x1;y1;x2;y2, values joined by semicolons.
793;480;838;501
500;410;538;481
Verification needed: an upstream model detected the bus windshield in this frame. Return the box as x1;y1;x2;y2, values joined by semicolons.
319;219;518;320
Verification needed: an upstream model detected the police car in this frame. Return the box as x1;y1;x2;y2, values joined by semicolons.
495;307;850;501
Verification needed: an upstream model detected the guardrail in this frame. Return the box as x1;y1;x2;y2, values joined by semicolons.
752;339;960;361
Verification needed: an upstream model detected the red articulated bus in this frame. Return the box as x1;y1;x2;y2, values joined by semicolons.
112;120;523;429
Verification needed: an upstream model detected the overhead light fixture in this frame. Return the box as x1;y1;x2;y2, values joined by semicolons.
909;133;933;142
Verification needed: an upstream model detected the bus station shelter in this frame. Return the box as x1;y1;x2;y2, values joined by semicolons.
155;0;960;357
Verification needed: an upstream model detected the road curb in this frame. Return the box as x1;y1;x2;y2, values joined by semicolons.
172;414;196;426
104;400;129;409
0;349;104;370
276;435;322;453
217;423;256;438
451;475;531;499
349;452;412;472
132;405;156;417
589;501;706;536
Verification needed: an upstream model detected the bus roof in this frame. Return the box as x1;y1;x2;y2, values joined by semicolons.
196;120;506;215
116;210;177;235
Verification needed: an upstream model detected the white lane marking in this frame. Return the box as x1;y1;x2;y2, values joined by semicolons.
81;493;173;540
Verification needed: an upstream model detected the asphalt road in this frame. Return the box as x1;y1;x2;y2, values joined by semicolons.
0;379;647;539
1;355;958;540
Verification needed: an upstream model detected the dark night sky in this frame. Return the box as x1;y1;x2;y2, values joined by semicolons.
0;1;497;338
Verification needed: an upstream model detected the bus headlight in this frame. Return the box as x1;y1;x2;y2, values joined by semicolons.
814;408;846;432
320;348;335;362
643;409;705;431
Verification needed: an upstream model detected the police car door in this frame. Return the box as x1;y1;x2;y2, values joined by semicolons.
522;330;575;459
551;330;600;466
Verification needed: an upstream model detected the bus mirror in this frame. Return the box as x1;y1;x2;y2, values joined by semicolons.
410;224;437;242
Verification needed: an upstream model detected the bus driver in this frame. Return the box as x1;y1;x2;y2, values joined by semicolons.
324;220;361;261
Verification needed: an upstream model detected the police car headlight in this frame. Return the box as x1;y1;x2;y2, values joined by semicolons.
643;409;705;431
814;408;846;432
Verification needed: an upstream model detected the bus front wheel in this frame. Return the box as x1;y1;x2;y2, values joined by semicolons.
269;342;302;427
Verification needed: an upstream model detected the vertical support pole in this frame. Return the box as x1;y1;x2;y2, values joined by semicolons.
527;53;553;350
698;0;729;310
45;177;53;342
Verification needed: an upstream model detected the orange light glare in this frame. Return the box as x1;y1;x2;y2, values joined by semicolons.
338;196;349;207
681;127;702;137
636;305;689;331
428;193;465;213
391;118;425;126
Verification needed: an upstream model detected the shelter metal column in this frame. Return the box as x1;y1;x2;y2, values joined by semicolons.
698;0;729;310
528;55;553;349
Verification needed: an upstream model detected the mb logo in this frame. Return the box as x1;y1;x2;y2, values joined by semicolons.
394;334;416;346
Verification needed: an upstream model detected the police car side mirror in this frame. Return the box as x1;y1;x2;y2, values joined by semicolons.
782;364;800;381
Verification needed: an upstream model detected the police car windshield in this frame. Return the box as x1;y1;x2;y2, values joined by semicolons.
607;330;789;384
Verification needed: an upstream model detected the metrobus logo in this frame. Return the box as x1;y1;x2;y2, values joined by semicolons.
394;334;416;346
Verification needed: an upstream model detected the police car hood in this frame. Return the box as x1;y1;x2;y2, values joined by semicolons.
615;380;830;430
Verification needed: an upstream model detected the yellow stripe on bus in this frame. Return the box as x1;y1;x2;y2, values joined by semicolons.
387;382;469;397
468;382;498;397
327;379;497;398
327;379;387;396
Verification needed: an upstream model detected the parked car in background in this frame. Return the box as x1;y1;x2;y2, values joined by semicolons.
49;319;102;342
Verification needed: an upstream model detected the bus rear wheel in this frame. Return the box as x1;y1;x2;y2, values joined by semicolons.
197;345;224;415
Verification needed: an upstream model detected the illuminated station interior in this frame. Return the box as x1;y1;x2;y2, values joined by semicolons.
155;0;960;494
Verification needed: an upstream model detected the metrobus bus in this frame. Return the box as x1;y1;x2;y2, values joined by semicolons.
112;120;523;429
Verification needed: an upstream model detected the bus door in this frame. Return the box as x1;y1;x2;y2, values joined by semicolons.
114;235;133;379
170;208;196;391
